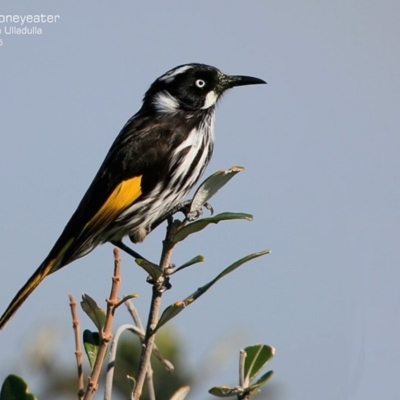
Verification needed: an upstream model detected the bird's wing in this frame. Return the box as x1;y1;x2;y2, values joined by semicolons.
47;115;177;269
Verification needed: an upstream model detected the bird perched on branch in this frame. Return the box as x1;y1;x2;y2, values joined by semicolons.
0;63;265;329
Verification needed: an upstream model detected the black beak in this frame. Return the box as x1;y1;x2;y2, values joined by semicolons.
224;74;267;89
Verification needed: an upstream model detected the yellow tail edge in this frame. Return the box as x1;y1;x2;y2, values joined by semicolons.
0;238;75;330
0;258;57;330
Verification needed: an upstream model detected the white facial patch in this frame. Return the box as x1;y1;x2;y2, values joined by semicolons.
201;90;218;109
159;65;193;83
153;91;180;113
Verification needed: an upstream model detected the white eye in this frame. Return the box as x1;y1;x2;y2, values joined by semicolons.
195;79;206;88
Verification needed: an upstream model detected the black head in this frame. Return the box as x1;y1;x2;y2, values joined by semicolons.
142;63;266;113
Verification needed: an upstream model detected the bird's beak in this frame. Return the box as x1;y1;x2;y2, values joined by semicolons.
223;74;267;89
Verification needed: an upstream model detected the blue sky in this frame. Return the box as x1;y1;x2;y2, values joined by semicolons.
0;2;399;399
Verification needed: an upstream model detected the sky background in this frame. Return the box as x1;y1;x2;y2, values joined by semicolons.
0;2;399;399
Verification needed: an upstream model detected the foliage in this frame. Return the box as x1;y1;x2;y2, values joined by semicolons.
1;167;274;400
0;375;37;400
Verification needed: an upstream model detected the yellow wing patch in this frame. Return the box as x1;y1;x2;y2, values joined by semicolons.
85;176;143;232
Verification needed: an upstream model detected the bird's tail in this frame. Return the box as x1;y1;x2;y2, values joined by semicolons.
0;251;66;330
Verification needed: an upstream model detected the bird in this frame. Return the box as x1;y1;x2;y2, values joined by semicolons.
0;63;266;329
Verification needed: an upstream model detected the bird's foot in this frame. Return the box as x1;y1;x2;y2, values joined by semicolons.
150;200;214;231
146;275;172;292
185;201;214;221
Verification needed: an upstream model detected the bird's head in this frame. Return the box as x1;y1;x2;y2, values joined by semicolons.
142;63;266;114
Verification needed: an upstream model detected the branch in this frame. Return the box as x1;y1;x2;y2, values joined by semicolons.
104;324;137;400
83;248;122;400
132;219;181;400
69;294;85;400
125;300;156;400
125;299;145;332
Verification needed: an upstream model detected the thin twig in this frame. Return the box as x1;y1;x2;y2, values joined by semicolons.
125;299;145;332
132;219;181;400
104;324;137;400
146;365;156;400
125;300;157;400
239;349;246;388
132;286;162;400
69;294;85;400
83;248;122;400
238;350;251;400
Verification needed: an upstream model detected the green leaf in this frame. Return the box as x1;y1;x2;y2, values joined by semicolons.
247;370;274;391
172;255;205;274
244;344;275;384
135;259;163;282
208;385;243;397
115;293;140;309
156;250;270;330
173;212;253;243
0;375;37;400
190;166;245;213
80;294;106;331
169;386;190;400
83;329;100;368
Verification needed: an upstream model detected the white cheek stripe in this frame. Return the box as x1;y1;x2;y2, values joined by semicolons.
153;91;179;113
202;90;218;109
159;65;194;83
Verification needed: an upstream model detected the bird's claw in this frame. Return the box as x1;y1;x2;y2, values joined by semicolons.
146;272;172;292
185;201;214;222
203;202;214;215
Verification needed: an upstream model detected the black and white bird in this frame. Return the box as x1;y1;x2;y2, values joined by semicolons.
0;63;266;329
